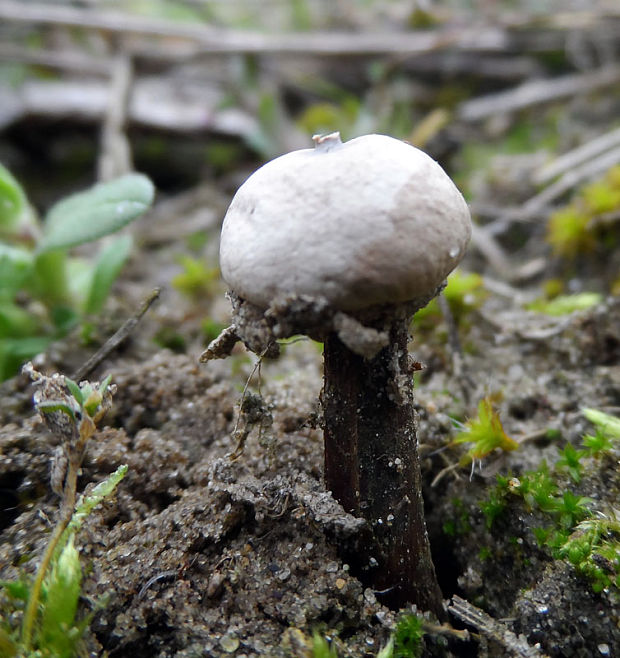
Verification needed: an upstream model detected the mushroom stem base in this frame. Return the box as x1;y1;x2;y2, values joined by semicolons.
323;320;444;616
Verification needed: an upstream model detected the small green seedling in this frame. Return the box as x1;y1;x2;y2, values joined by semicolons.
0;365;127;656
0;164;154;380
556;443;587;483
452;396;519;470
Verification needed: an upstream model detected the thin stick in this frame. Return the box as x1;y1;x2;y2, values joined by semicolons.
533;125;620;185
519;145;620;216
97;53;134;181
458;65;620;122
0;1;508;56
71;288;160;382
0;43;111;75
449;595;546;657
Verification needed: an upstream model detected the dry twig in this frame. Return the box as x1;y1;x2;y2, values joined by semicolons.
533;125;620;184
449;595;548;657
0;1;509;56
458;65;620;122
98;53;133;181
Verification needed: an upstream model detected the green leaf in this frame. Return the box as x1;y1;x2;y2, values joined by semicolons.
583;408;620;439
64;377;83;406
84;234;133;315
39;174;154;252
32;249;71;308
99;374;112;396
36;400;76;421
39;537;82;657
63;465;128;540
0;244;34;295
526;292;602;316
0;163;28;231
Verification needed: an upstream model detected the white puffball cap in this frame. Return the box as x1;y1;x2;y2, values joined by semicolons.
220;133;472;312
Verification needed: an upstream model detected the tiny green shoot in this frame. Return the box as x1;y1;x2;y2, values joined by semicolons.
452;396;519;466
556;444;587;483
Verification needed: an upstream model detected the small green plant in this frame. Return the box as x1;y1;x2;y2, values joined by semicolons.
392;613;425;658
0;164;154;380
452;396;519;469
0;364;127;656
547;164;620;258
511;463;558;513
582;429;615;457
555;443;587;483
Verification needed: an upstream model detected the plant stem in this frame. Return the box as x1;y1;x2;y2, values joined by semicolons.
33;250;71;309
21;454;79;650
322;318;445;616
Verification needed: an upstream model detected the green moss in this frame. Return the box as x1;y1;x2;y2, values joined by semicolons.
478;546;493;561
480;484;509;530
452;396;519;466
393;614;424;658
559;514;620;592
478;411;620;593
547;164;620;258
555;444;587;483
526;292;602;316
443;498;472;537
171;255;219;301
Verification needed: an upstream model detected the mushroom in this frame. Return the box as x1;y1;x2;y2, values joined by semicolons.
204;132;471;615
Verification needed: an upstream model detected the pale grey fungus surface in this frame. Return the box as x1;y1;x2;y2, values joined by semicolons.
219;132;471;312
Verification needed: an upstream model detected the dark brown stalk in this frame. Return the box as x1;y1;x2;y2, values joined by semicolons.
322;318;444;616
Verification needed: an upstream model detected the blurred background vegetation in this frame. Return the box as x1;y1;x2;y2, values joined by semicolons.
1;0;619;374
